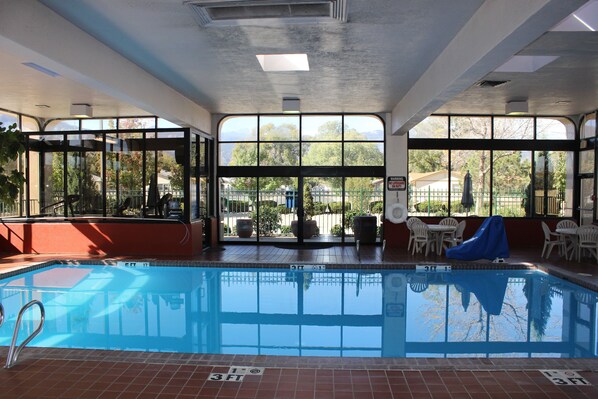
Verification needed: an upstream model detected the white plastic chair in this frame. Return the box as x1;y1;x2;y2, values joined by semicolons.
576;225;598;262
405;217;421;252
443;220;466;250
411;222;435;255
541;221;567;259
556;219;578;258
439;217;458;227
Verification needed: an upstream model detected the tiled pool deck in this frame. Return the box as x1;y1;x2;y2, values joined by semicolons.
1;246;597;398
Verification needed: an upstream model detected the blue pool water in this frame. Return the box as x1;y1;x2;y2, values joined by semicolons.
0;265;596;358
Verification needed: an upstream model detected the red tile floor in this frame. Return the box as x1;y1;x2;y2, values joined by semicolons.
1;245;597;399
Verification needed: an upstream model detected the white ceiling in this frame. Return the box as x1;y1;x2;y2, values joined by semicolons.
0;0;596;131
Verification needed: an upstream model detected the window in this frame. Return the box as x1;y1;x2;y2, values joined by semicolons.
493;117;533;140
537;117;575;140
450;116;491;139
581;113;596;139
409;115;575;218
409;116;448;139
408;150;449;216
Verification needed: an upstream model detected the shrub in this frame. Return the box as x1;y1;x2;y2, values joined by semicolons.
277;204;294;214
250;205;281;236
415;200;447;214
313;202;327;215
329;201;342;213
280;225;292;235
257;200;277;208
330;224;343;237
369;200;384;214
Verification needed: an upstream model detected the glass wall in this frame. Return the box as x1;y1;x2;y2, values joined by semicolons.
0;116;213;222
579;112;596;224
219;114;385;243
409;115;575;218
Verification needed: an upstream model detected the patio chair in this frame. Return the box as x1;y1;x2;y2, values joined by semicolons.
439;217;459;246
405;217;421;251
113;197;132;217
439;217;458;227
556;219;578;257
443;220;466;250
411;222;435;256
576;225;598;263
541;221;567;259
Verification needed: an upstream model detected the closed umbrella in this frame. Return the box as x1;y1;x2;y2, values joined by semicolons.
461;170;474;216
146;174;160;211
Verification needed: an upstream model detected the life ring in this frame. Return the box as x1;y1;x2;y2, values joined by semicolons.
386;203;407;224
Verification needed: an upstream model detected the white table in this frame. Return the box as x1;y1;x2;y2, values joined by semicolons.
427;224;457;255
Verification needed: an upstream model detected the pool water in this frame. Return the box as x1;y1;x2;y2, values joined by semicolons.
0;265;596;358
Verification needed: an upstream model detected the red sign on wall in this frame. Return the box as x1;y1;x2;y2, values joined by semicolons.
387;176;406;191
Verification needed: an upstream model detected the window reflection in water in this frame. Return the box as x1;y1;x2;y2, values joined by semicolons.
0;267;595;358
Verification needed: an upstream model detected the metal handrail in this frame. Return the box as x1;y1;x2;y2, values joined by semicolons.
0;302;4;328
4;300;45;369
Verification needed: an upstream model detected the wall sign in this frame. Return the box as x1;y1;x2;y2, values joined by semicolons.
387;176;406;191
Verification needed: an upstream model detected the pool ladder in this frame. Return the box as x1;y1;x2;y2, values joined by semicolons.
1;300;45;369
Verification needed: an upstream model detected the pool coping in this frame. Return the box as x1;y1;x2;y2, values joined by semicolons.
0;346;597;372
2;258;597;293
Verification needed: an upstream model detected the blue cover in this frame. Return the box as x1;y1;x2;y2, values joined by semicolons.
445;215;510;261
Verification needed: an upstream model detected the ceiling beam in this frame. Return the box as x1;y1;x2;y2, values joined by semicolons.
0;0;210;132
390;0;588;135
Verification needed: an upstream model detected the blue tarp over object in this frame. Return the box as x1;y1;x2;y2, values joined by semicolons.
445;215;510;261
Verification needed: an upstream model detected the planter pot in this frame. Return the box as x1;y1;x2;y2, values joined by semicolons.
236;218;253;238
353;216;377;244
291;219;318;239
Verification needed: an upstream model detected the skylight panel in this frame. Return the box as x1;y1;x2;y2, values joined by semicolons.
494;55;559;73
256;54;310;72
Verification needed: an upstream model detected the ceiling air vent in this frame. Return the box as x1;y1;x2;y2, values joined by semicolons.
184;0;348;27
476;80;510;88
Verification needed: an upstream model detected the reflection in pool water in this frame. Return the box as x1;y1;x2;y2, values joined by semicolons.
0;266;596;358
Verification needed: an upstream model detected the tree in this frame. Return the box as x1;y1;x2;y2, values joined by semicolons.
0;122;26;204
408;150;446;173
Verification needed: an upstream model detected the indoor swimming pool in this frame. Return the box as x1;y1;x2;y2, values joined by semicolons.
0;264;596;358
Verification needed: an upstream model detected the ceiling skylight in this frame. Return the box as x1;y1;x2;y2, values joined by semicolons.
256;54;310;71
494;55;559;73
551;0;597;31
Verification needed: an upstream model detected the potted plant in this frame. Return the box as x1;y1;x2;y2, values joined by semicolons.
291;185;318;239
236;218;253;238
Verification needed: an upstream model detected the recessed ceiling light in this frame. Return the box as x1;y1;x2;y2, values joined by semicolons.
256;54;309;71
556;100;571;105
22;62;60;77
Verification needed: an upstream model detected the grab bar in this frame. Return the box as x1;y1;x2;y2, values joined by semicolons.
4;300;45;369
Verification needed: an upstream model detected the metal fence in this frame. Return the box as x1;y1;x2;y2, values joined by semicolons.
408;187;565;217
220;188;383;238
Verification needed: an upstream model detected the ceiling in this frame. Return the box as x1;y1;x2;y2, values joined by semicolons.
0;0;597;132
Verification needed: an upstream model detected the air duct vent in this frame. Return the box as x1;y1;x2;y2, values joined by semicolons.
184;0;348;27
476;80;510;88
